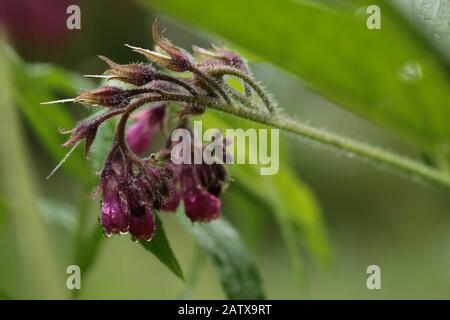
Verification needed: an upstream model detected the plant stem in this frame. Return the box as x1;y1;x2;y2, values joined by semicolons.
103;91;450;190
201;98;450;190
208;66;276;113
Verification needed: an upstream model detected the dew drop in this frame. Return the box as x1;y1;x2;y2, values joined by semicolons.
398;61;423;84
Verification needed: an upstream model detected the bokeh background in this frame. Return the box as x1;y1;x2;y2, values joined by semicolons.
0;0;449;299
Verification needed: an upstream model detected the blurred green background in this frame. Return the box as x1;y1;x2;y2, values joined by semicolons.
0;0;449;299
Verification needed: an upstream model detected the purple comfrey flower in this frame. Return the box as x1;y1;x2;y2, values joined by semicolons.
100;179;130;235
100;149;130;235
178;163;227;222
129;209;155;241
126;104;166;155
183;189;221;222
160;187;181;212
125;174;156;241
52;19;267;242
75;86;134;107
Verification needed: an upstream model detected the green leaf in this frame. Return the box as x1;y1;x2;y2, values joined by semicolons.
0;291;13;300
75;224;104;275
0;198;8;233
177;207;265;299
223;183;269;253
7;48;93;185
37;198;77;231
89;114;119;173
140;214;184;280
0;37;65;298
146;0;450;162
410;0;450;58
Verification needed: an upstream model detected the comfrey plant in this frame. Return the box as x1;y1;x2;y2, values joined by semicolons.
45;20;276;241
45;20;450;242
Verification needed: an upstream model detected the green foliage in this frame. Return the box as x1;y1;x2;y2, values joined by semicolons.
7;49;93;185
74;224;104;277
147;0;450;164
0;38;65;298
3;0;450;299
177;206;265;299
200;111;330;288
140;215;184;280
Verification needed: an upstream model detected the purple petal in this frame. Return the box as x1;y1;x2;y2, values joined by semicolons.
100;180;129;234
183;190;221;222
129;209;155;241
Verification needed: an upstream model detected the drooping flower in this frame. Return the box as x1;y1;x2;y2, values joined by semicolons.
178;163;227;222
124;174;156;241
183;189;221;222
99;149;130;235
129;209;155;241
126;103;166;154
52;19;270;242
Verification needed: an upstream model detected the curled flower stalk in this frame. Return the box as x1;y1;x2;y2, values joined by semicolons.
46;20;450;241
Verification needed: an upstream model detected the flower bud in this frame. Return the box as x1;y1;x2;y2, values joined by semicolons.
125;21;194;73
75;86;133;107
126;104;166;154
99;55;156;86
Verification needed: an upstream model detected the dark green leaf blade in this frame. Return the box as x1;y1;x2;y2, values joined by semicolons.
177;208;265;300
140;214;184;280
75;224;104;275
147;0;450;162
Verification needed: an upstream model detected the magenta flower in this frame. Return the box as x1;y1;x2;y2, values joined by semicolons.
100;179;130;235
184;189;221;222
178;163;227;222
99;150;130;235
129;209;155;241
126;104;166;155
161;188;181;212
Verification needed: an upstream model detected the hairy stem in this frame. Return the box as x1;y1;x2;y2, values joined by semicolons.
190;65;231;104
204;98;450;189
115;93;196;165
106;91;450;190
207;66;276;113
154;73;198;96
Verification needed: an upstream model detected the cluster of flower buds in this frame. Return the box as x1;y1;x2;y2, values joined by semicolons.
50;20;275;242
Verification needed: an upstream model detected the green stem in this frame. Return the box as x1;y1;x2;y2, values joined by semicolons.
201;98;450;189
207;66;276;113
99;92;450;190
